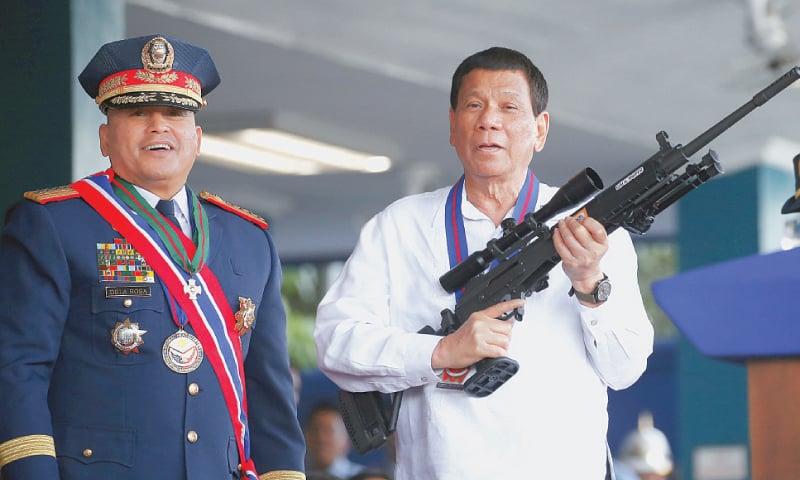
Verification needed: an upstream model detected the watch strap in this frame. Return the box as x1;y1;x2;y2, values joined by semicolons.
568;274;610;304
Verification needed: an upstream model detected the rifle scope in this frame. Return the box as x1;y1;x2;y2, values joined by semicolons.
439;167;603;293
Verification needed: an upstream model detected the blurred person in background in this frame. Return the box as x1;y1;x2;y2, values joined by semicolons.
615;411;674;480
305;402;366;479
347;470;393;480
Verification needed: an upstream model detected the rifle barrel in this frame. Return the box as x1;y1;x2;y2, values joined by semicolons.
682;66;800;158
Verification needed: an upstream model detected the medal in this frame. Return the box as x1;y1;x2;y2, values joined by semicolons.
234;296;256;336
111;318;147;354
184;277;202;300
161;280;204;373
162;329;204;373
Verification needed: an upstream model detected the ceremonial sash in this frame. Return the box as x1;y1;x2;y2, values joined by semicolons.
72;170;259;480
445;169;540;300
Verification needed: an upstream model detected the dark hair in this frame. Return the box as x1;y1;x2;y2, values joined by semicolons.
307;471;343;480
449;46;548;115
348;470;393;480
304;399;343;427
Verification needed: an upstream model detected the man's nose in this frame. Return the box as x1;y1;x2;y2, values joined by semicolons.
148;113;170;132
478;106;502;130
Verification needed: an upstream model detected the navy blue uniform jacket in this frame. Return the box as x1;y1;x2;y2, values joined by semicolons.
0;190;306;479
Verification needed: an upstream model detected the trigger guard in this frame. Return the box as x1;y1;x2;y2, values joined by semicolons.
498;306;524;322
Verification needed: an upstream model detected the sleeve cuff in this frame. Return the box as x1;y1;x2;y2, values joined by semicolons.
259;470;306;480
403;332;442;385
0;434;56;470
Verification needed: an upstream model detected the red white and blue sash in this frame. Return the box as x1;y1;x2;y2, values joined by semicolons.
71;170;259;480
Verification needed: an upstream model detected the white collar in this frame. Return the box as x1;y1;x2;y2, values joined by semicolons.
133;185;191;236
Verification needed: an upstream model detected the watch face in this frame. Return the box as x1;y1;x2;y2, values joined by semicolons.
596;280;612;302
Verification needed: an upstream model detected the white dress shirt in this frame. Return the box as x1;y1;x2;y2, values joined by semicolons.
315;182;654;479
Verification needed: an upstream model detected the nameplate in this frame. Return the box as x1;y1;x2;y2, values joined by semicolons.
105;286;152;298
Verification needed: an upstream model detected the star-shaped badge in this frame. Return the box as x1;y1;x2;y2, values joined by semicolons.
111;318;147;354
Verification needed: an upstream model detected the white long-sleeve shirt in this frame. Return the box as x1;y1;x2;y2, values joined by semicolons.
315;182;654;479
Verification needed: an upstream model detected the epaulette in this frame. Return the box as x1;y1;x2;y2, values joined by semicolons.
23;185;80;204
199;191;268;229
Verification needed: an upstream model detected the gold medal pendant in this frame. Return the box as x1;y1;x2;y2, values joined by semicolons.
162;329;204;373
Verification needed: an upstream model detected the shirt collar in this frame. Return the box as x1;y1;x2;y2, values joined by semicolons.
461;182;515;222
134;185;189;220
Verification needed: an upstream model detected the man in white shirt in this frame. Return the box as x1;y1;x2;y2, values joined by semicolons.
314;46;654;479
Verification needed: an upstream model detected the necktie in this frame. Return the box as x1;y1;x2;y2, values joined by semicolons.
156;199;181;232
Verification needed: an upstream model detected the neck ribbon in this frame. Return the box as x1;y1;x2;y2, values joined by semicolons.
444;169;539;300
110;176;209;274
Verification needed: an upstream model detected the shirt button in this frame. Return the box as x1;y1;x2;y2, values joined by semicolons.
187;430;198;443
82;449;93;458
590;319;598;326
188;383;200;395
123;298;133;308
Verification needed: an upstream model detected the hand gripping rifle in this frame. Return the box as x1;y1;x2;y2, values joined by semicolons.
339;66;800;451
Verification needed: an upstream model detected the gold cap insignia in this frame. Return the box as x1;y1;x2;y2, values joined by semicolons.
141;36;175;73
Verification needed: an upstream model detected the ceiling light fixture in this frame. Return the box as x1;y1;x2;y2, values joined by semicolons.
200;128;392;175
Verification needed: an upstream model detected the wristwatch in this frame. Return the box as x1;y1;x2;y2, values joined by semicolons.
569;274;611;304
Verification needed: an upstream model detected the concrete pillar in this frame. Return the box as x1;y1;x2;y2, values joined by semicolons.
0;0;122;224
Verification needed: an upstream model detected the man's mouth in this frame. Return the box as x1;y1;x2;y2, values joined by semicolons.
478;143;502;151
144;143;172;151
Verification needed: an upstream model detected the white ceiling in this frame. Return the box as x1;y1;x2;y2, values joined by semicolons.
124;0;800;262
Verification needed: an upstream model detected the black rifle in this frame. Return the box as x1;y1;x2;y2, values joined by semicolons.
339;66;800;450
338;168;602;455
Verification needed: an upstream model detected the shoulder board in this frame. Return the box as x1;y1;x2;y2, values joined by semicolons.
199;191;269;229
24;185;80;204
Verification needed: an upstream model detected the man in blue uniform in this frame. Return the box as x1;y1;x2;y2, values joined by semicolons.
0;34;306;480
